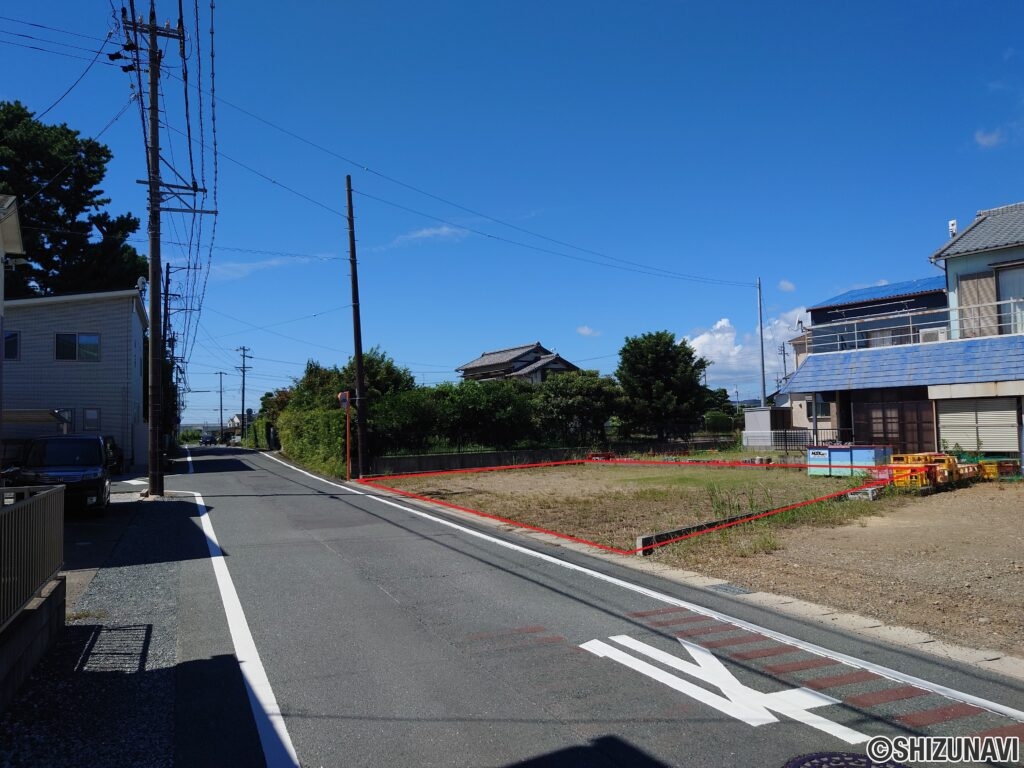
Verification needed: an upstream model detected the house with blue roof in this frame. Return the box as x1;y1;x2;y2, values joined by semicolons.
781;202;1024;458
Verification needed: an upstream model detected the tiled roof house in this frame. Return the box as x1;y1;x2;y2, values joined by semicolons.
781;202;1024;457
456;342;580;384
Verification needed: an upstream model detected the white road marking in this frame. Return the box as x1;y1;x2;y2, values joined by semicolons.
182;490;299;768
584;635;869;744
258;452;1024;724
122;478;148;486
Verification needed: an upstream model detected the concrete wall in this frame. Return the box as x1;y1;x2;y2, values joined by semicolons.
0;576;65;715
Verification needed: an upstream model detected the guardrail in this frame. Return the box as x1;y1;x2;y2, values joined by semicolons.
0;486;64;635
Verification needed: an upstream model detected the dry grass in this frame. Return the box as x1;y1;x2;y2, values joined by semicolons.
377;462;899;557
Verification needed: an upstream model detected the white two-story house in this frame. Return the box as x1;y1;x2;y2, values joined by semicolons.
781;202;1024;458
3;288;148;469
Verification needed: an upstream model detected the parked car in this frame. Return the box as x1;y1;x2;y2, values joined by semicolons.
103;435;125;474
18;434;111;511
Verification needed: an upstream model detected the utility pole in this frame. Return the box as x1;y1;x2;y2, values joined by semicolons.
757;277;767;407
237;347;251;442
121;4;214;495
346;175;369;478
216;371;225;442
778;343;788;380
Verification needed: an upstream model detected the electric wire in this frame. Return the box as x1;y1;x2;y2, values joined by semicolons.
0;14;114;43
22;98;135;206
35;30;114;119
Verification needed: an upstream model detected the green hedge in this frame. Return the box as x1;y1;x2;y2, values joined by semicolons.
277;408;346;477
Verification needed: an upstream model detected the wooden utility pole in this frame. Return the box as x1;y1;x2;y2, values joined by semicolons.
346;175;369;478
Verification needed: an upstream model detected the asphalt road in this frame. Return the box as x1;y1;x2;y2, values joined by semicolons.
5;447;1023;768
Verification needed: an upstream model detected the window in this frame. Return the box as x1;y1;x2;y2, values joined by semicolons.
807;398;832;419
4;331;18;361
56;332;101;361
83;408;100;431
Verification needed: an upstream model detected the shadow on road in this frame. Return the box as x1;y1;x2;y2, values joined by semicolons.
0;624;268;768
504;735;673;767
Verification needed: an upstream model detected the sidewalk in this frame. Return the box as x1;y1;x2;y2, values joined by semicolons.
0;490;263;768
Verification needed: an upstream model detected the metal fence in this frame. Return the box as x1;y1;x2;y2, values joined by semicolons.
0;486;64;635
741;428;850;452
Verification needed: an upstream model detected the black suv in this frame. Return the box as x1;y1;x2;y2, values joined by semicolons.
18;435;111;511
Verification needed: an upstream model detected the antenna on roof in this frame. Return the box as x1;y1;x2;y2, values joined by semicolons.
948;219;957;238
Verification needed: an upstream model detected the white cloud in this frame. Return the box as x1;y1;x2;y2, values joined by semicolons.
210;257;312;281
778;279;795;292
974;128;1006;149
384;225;469;250
577;325;600;337
684;307;810;398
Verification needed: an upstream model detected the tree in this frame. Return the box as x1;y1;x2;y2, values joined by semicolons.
0;101;147;297
533;370;620;446
259;387;293;424
615;331;709;440
706;387;736;416
338;346;416;402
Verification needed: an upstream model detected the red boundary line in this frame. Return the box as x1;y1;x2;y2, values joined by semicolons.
356;459;901;557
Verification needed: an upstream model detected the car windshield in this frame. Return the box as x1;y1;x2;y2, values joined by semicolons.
26;439;103;467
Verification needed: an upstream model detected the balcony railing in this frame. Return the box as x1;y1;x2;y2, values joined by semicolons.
803;297;1024;355
0;486;64;635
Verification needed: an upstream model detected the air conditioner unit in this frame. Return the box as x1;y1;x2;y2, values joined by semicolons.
919;328;948;343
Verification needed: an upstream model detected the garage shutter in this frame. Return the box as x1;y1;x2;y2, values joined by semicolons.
937;398;1019;452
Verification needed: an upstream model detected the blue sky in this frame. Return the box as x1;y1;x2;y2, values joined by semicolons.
3;2;1023;427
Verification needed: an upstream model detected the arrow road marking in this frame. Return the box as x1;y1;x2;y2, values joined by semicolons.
581;635;870;745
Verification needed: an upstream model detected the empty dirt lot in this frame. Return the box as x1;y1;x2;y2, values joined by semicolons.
379;465;1024;658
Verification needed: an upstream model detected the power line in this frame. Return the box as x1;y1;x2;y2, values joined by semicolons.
0;14;114;43
23;98;135;206
356;190;754;287
163;71;754;289
0;37;120;65
36;30;114;119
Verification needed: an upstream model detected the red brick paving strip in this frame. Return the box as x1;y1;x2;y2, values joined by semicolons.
847;686;930;707
628;606;692;618
647;615;716;628
764;657;840;674
975;722;1024;740
701;634;770;649
896;703;986;728
674;622;740;638
731;644;802;660
803;669;880;690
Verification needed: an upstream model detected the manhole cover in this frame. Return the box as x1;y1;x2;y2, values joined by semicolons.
783;752;909;768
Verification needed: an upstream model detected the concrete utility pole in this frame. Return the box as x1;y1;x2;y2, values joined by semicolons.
237;347;251;441
217;371;225;442
121;4;214;495
757;277;767;407
346;175;369;478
